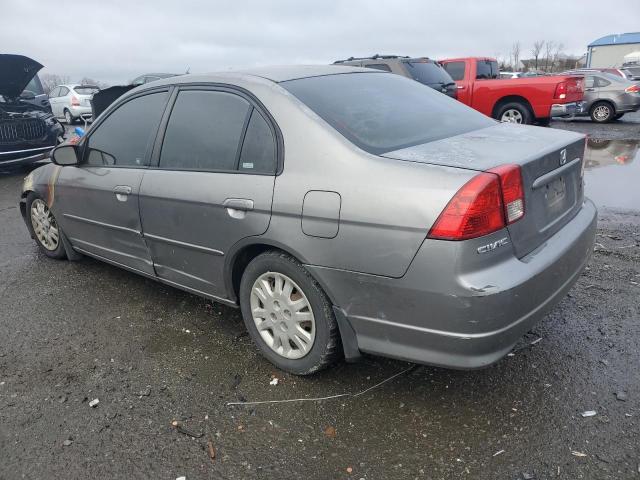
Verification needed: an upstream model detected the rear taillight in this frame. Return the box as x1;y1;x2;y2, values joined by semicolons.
625;84;640;93
488;164;525;224
71;96;80;106
554;81;567;99
428;165;524;241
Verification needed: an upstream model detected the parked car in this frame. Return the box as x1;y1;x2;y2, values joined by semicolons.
621;64;640;81
499;71;523;79
20;66;596;374
334;55;457;98
0;54;64;167
439;57;584;124
562;71;640;122
49;84;100;124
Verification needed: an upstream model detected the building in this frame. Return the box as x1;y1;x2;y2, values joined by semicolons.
587;32;640;68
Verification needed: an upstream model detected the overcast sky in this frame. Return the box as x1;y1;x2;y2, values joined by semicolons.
3;0;639;84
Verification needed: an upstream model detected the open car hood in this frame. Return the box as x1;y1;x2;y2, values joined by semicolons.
91;85;136;119
0;54;44;99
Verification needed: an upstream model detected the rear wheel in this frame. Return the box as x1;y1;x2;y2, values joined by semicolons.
26;193;66;259
496;102;532;124
239;251;341;375
590;101;615;123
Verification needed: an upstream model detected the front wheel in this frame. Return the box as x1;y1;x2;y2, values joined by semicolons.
495;102;532;124
26;193;66;259
590;102;615;123
239;251;341;375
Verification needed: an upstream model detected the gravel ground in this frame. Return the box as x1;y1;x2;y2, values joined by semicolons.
0;113;639;480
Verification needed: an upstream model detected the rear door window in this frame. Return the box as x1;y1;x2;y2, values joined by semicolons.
238;110;276;174
59;87;70;96
159;90;250;171
443;61;465;81
476;60;499;79
595;76;611;87
85;92;168;167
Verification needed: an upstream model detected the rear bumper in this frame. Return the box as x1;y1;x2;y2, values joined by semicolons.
550;101;584;117
309;199;597;369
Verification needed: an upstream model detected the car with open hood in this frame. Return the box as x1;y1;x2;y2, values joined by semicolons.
1;54;64;167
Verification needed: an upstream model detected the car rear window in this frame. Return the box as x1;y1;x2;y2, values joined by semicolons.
404;61;454;86
281;72;493;155
442;61;465;81
75;86;100;95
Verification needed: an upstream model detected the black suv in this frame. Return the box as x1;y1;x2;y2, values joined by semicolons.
333;55;457;98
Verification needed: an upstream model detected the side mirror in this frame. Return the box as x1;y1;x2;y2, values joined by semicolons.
20;90;36;100
51;144;79;166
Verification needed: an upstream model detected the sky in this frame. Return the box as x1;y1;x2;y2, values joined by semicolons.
2;0;639;84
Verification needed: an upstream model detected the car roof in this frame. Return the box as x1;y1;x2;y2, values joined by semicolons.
137;65;380;87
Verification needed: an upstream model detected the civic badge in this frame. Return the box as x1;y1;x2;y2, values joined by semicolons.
559;148;567;166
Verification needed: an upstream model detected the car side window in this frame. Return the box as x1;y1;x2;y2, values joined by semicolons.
238;110;276;174
365;64;392;72
59;87;69;96
159;90;251;171
85;92;168;167
595;77;611;87
49;87;59;98
443;61;465;81
584;76;595;89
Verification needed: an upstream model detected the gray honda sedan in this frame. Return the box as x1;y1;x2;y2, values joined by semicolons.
20;66;597;374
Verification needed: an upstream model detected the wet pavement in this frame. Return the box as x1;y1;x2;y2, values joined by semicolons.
1;114;639;479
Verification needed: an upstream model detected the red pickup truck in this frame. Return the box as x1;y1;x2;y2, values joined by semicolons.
439;57;584;125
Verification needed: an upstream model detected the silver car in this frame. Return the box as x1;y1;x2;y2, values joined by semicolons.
48;84;100;124
565;71;640;122
20;66;597;374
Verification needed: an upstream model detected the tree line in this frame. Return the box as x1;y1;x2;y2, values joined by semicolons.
39;73;109;94
498;40;583;73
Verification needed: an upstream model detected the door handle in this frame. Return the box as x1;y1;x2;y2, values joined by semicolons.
223;198;254;219
585;88;595;91
457;85;465;89
223;198;254;211
113;185;132;202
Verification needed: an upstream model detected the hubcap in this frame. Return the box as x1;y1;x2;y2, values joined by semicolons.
30;199;59;251
250;272;315;360
501;109;523;123
593;105;610;121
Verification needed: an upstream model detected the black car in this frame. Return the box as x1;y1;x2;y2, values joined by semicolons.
0;55;64;167
333;55;458;98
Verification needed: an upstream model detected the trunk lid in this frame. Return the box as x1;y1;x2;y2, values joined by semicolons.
0;54;44;100
383;123;586;258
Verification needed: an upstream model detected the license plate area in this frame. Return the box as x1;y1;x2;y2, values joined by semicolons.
545;176;566;208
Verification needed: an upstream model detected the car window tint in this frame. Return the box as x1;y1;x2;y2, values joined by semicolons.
405;61;454;85
239;110;276;174
85;92;167;167
476;60;498;79
160;90;250;171
443;61;465;81
282;72;493;155
365;64;392;72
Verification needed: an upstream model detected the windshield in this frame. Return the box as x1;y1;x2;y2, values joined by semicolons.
74;86;100;95
405;61;454;86
23;75;45;96
281;72;493;155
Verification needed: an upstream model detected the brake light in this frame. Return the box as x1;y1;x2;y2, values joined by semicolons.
489;164;525;224
428;165;524;240
71;96;80;106
554;81;567;99
625;84;640;93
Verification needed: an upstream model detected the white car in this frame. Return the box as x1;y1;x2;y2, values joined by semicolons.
48;84;100;124
499;71;523;79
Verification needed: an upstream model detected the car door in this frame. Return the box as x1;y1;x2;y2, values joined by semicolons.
442;61;470;104
52;89;170;274
139;87;278;299
583;75;598;111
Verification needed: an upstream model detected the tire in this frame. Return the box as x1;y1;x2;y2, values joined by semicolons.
26;192;67;259
64;109;75;125
613;113;625;121
239;251;341;375
495;101;532;124
589;101;615;123
536;117;552;127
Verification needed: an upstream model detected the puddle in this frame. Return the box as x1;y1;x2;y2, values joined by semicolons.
583;138;640;211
